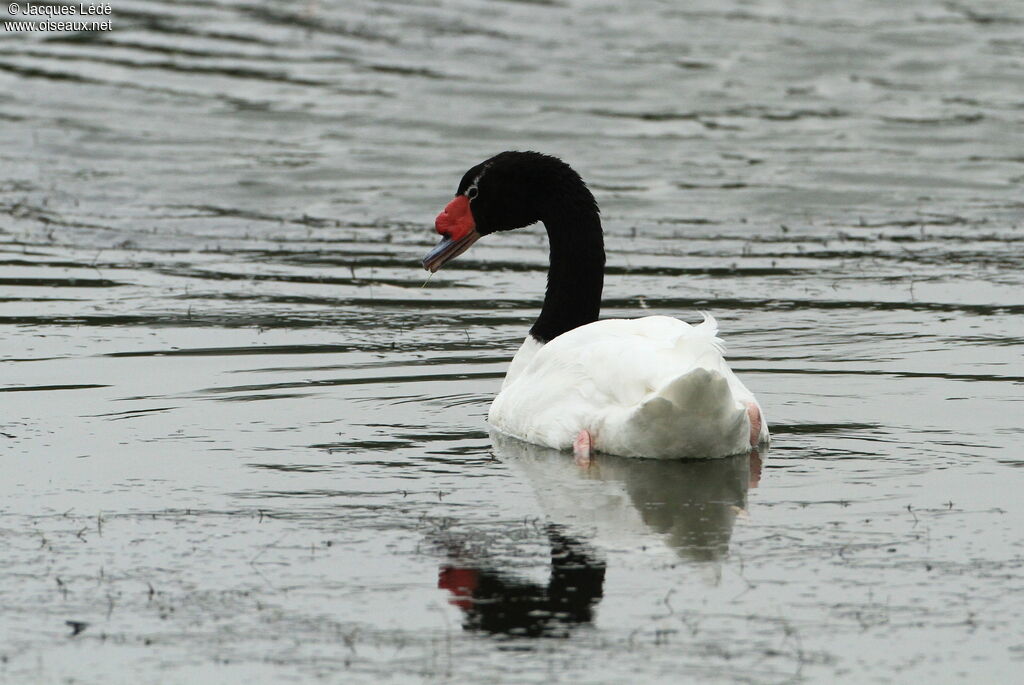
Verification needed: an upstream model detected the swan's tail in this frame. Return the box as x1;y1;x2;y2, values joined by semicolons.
618;366;750;459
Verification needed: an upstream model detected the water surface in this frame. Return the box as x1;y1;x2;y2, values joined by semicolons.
1;1;1023;682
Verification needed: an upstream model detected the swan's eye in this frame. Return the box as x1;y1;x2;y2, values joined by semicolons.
465;186;478;200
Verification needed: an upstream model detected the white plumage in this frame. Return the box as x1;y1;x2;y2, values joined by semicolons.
488;314;769;459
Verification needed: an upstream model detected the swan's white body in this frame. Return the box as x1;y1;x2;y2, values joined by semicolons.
487;314;768;459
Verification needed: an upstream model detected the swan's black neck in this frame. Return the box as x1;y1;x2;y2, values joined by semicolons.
529;192;605;344
452;151;605;344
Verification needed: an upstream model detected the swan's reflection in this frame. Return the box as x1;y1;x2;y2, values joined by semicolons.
438;525;604;638
492;432;761;563
438;434;764;636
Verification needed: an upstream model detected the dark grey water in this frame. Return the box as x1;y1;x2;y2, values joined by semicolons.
2;0;1023;682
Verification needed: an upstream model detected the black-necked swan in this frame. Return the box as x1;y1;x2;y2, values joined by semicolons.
422;151;769;462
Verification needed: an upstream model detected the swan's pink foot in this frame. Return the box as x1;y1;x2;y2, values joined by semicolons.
745;402;762;447
573;430;593;468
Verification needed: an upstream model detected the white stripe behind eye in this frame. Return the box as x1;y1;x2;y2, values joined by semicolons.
465;162;492;197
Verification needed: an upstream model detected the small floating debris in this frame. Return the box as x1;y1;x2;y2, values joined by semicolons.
66;620;89;637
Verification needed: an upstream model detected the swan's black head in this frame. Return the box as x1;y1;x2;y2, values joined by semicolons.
423;151;597;272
